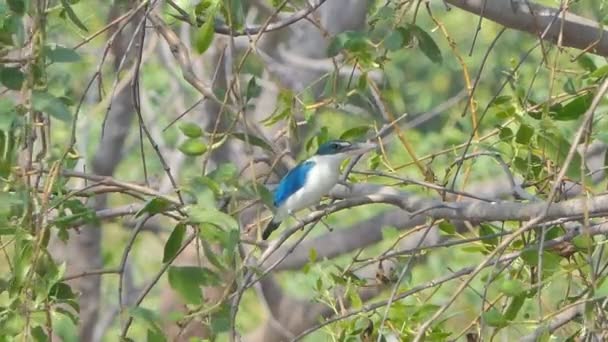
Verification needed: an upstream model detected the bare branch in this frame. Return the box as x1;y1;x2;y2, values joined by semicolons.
446;0;608;57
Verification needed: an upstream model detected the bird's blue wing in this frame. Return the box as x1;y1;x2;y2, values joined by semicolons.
273;160;315;207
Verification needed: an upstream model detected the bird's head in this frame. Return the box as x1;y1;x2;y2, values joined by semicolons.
315;140;377;158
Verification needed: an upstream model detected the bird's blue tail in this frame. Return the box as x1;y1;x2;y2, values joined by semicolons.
262;219;281;240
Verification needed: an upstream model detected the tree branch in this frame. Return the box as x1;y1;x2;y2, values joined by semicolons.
445;0;608;57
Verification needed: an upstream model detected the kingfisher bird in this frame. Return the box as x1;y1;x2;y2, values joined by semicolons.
262;139;376;240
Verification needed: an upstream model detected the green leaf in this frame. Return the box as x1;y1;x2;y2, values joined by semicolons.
135;197;173;218
537;131;582;179
515;123;534;144
178;122;203;138
499;279;525;297
552;93;592;121
188;206;238;231
482;308;507;327
339;126;370;141
168;266;221;305
577;54;596;72
308;248;317;263
572;234;593;250
589;65;608;78
438;221;455;234
32;91;72;122
210;303;231;333
31;326;48;342
384;30;404;51
7;0;25;15
382;226;399;240
479;224;498;247
128;307;163;335
595;278;608;298
327;31;369;56
178;138;207;156
520;250;562;278
0;66;24;90
231;132;273;151
245;76;261;102
163;223;186;263
194;17;215;54
504;294;526;321
44;44;81;63
60;0;88;32
408;24;442;64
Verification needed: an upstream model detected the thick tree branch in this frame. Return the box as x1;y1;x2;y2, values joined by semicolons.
446;0;608;57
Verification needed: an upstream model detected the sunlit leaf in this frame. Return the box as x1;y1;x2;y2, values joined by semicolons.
178;122;203;138
499;279;525;297
178;138;207;156
136;197;173;218
482;308;507;327
188;206;238;231
194;12;216;54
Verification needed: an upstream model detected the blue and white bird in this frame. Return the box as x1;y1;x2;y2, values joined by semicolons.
262;139;376;240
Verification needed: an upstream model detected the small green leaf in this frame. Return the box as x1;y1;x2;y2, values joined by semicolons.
499;279;525;297
0;99;16;131
384;30;404;51
60;0;88;32
178;122;203;138
136;197;173;217
492;95;512;106
231;132;273;151
0;66;24;90
308;248;317;263
194;18;215;54
178;138;207;156
572;234;593;249
210;303;231;333
246;76;261;102
163;223;186;263
339;126;370;141
577;54;596;72
128;307;163;336
482;308;507;327
44;44;81;63
589;65;608;78
382;226;400;240
438;221;455;234
515;123;534;144
31;326;48;342
537;131;582;179
168;266;221;304
504;294;526;321
32;91;72;122
188;206;238;231
479;224;498;247
499;127;513;141
552;93;592;121
595;278;608;298
408;24;442;64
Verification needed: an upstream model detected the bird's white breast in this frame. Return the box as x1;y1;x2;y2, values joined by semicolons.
275;154;343;220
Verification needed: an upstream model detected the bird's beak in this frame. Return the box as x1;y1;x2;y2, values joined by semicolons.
345;142;377;155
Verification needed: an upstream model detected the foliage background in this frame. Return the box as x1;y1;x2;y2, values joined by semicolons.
1;0;608;341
